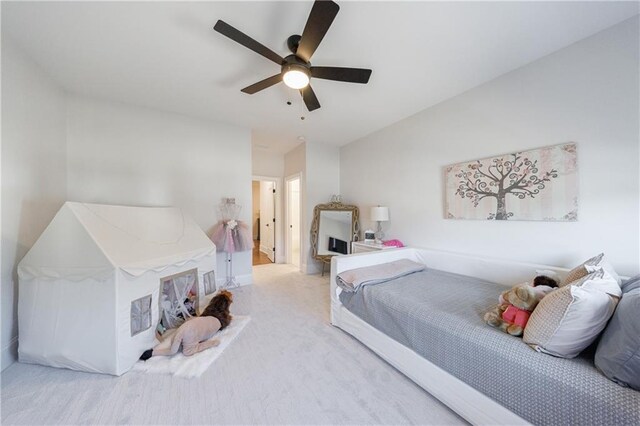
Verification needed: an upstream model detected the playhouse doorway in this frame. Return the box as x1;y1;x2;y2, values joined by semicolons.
157;269;199;336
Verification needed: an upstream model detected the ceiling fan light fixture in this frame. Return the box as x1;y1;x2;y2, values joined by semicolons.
283;66;310;89
214;1;371;112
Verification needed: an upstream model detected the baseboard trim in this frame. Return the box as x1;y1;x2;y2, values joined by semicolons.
216;273;253;289
303;262;322;275
1;336;18;372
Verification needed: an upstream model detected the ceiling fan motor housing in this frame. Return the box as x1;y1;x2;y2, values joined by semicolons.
287;34;302;54
282;55;310;73
282;55;311;89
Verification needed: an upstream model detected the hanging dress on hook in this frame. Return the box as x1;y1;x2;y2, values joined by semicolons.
209;201;253;253
209;220;253;253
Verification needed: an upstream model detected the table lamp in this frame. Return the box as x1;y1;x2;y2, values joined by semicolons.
371;206;389;243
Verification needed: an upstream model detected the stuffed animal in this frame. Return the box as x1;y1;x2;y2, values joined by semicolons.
484;278;556;336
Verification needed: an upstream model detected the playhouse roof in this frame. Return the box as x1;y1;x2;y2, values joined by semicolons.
19;202;216;279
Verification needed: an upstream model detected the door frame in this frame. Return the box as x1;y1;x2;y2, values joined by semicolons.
285;172;303;270
252;175;283;264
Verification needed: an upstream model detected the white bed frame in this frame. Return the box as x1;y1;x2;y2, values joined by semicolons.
330;247;574;426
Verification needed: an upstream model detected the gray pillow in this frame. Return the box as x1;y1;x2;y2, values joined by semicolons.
622;274;640;293
595;275;640;390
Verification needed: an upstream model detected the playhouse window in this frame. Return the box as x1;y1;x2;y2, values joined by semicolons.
157;269;199;336
130;295;152;336
203;270;216;295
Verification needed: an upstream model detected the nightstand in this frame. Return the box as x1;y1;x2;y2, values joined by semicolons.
351;241;396;254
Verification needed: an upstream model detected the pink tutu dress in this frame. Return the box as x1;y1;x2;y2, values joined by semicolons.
209;220;253;253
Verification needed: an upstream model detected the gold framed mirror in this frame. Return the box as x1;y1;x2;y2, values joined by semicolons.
310;201;359;275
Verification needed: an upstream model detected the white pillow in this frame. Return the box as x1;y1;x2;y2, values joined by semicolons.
523;270;619;358
585;256;622;286
561;253;604;286
561;253;622;287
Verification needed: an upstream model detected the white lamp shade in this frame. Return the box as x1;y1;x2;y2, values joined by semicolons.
371;206;389;222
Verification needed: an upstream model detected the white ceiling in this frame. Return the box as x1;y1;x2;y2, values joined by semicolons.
3;1;638;153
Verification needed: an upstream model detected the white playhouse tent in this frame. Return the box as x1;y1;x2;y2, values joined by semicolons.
18;202;217;375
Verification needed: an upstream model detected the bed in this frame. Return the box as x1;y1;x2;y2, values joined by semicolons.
330;248;640;425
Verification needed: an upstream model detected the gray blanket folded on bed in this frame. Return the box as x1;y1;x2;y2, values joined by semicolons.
336;259;425;292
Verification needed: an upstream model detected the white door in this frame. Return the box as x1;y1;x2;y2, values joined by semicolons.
259;181;275;263
287;177;301;268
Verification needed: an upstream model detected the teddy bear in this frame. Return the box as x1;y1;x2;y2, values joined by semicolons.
484;276;557;336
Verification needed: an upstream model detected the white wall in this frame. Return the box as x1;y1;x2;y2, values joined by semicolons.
252;148;284;178
284;143;306;179
287;177;301;267
285;142;341;273
66;95;253;284
304;142;341;273
284;144;308;271
1;37;68;370
252;181;260;240
341;17;640;276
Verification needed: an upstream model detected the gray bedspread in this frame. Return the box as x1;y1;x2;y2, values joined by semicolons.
339;268;640;425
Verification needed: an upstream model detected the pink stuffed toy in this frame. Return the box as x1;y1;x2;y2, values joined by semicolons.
501;305;532;330
484;276;557;336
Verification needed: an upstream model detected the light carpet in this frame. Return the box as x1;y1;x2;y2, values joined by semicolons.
131;315;250;378
2;264;464;425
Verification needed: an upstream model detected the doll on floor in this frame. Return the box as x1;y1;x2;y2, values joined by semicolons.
140;290;233;360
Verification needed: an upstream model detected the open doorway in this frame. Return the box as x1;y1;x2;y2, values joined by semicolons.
285;173;302;270
252;178;276;265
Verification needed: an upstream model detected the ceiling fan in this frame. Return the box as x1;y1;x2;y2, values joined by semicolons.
213;0;372;112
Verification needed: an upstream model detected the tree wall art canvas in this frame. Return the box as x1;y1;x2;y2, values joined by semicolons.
444;143;578;221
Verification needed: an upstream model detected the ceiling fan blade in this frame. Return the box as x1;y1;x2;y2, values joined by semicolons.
241;74;283;94
296;0;340;62
300;85;321;111
214;20;283;66
311;66;372;84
